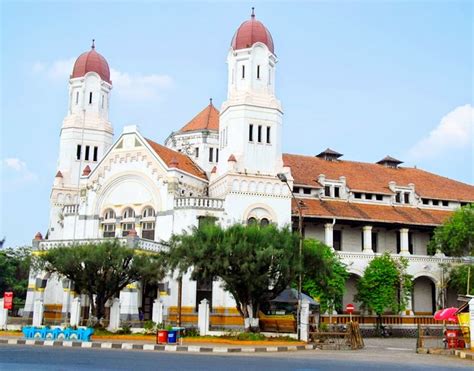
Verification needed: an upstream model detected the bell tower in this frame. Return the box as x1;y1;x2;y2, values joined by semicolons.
48;41;114;240
218;9;283;176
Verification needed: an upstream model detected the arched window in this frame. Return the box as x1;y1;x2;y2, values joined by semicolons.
123;208;135;219
102;209;116;237
142;207;155;219
142;222;155;240
260;218;270;227
103;209;115;220
247;217;257;226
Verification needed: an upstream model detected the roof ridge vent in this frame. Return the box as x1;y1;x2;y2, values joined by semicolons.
316;148;343;161
377;155;403;168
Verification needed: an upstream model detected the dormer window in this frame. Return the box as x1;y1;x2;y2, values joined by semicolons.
334;187;340;198
324;186;331;197
377;155;403;168
316;148;343;161
404;193;410;204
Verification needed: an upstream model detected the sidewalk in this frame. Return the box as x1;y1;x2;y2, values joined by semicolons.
455;349;474;361
0;335;316;354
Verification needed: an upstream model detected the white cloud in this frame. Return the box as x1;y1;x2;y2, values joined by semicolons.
32;58;75;80
3;158;38;182
110;68;173;100
32;59;173;100
408;104;473;160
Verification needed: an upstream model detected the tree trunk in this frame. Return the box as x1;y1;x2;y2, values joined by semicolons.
243;303;260;332
95;294;107;322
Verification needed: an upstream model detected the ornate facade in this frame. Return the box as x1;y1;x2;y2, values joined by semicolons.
27;12;474;325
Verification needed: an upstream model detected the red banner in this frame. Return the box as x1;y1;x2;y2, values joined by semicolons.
4;292;13;310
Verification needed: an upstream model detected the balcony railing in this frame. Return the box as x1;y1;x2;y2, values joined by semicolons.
174;197;224;210
337;251;461;264
37;237;164;253
63;204;79;216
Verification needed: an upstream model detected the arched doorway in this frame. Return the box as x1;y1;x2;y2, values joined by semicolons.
412;276;436;314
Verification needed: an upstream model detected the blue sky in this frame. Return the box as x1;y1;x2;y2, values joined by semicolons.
1;1;472;247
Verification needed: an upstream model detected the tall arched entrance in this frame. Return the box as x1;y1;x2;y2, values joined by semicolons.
412;276;436;314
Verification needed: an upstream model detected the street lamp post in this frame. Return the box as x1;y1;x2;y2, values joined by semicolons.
277;172;303;341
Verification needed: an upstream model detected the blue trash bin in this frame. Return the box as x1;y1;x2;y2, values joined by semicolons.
167;330;177;344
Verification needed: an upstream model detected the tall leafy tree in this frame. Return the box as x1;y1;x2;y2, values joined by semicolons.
448;264;474;296
428;203;474;256
0;246;31;311
355;252;412;328
301;239;348;313
34;240;165;321
165;223;299;332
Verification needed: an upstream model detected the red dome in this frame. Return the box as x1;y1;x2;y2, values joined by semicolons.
71;41;111;84
231;11;274;54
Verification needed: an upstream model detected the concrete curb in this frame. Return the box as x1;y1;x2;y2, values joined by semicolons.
0;338;318;353
454;350;474;361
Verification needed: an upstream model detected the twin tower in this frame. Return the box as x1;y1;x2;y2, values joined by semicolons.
50;11;286;239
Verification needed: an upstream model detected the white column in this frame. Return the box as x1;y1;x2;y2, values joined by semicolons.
0;299;8;330
61;279;73;322
23;273;38;318
70;297;81;327
152;299;164;325
119;283;140;323
469;298;474;350
399;228;410;255
300;299;310;342
107;298;121;332
362;226;373;254
32;299;44;327
198;299;210;336
324;223;334;248
115;224;122;238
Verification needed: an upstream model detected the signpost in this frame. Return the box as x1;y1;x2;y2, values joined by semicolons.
4;292;13;310
346;303;354;322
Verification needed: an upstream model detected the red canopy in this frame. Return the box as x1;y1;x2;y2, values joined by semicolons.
433;307;458;322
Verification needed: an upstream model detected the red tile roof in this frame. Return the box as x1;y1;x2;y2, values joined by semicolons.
71;43;111;84
295;198;453;227
146;139;207;180
179;103;219;133
283;153;474;202
231;11;274;53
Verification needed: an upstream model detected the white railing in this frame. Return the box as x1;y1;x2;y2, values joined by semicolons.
337;251;461;264
174;197;224;210
63;204;79;215
37;237;164;253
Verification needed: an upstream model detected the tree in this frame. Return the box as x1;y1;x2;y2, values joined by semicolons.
34;240;165;322
165;223;299;332
301;239;348;313
0;246;31;313
428;203;474;256
355;253;412;328
448;264;474;296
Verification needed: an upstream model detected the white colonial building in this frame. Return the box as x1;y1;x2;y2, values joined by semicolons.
27;12;474;327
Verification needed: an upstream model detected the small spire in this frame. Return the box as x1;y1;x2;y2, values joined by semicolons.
251;7;255;18
91;39;95;49
209;97;213;106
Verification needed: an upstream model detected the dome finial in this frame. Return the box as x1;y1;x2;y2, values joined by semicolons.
91;39;95;49
251;7;255;18
209;97;213;106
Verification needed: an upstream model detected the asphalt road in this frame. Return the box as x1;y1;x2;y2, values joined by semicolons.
0;344;472;371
